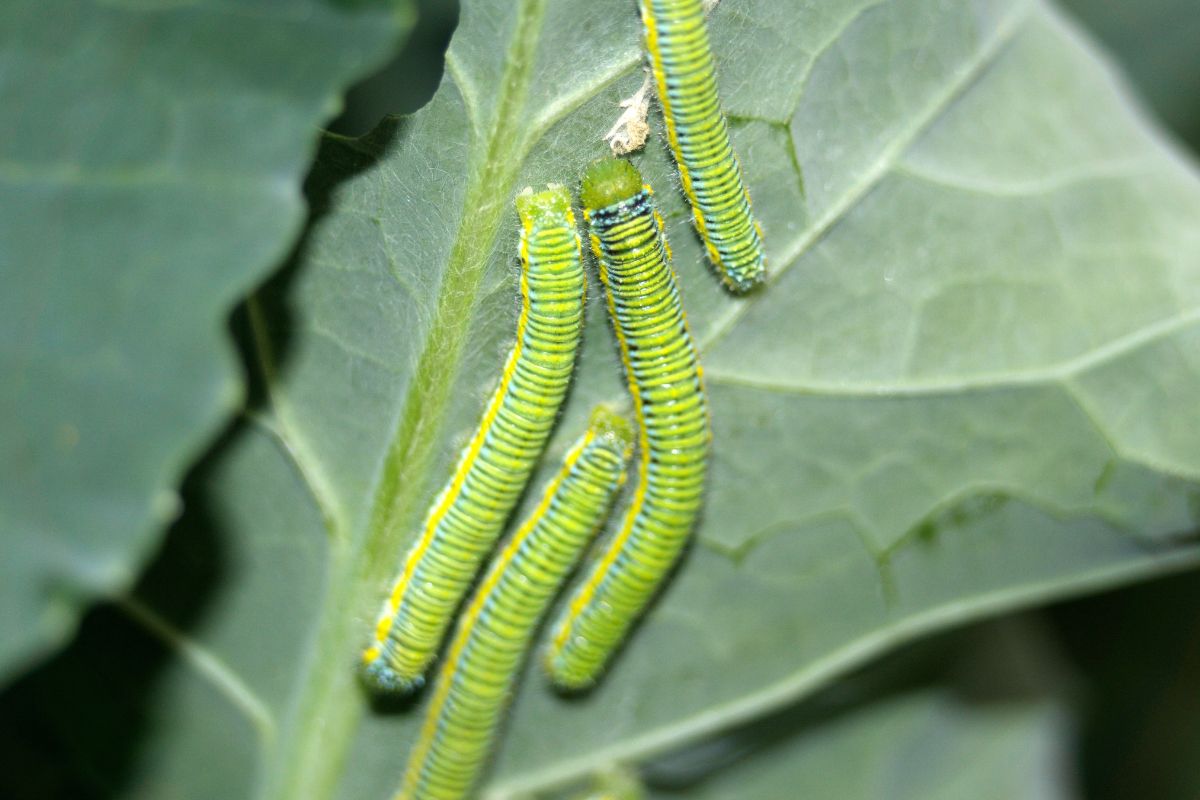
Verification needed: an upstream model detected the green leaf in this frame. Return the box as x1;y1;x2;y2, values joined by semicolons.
15;0;1200;796
0;0;414;683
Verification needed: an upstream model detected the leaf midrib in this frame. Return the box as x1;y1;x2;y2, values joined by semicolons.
255;2;558;799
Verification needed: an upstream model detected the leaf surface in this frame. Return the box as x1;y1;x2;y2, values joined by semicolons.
62;0;1200;797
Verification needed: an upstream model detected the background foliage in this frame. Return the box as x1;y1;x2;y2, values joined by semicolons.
2;0;1198;798
0;0;413;685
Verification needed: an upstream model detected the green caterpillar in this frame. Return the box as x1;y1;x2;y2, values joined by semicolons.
545;159;710;690
363;186;585;692
641;0;766;292
396;407;633;800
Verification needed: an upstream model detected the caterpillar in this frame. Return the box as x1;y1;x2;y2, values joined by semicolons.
545;159;710;690
640;0;766;293
363;185;585;693
396;407;633;800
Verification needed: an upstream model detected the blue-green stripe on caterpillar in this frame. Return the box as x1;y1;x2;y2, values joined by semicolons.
545;158;710;691
362;185;585;693
640;0;766;293
396;407;633;800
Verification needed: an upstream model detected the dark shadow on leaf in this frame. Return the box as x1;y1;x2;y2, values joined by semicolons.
327;0;460;136
237;115;409;413
0;426;231;800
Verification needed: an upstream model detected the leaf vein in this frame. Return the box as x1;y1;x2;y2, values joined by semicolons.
116;594;276;744
245;297;348;540
699;0;1034;355
703;305;1200;397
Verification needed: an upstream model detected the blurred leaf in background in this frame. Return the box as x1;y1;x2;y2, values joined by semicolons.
1052;572;1200;800
1060;0;1200;152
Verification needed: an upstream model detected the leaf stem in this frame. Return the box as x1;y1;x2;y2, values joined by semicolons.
257;1;551;798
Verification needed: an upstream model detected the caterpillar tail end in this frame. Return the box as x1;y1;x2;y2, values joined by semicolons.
360;654;426;695
720;260;767;294
718;222;767;294
543;624;611;693
543;647;601;694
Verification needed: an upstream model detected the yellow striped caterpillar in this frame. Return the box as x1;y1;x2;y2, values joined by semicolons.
640;0;766;292
363;185;585;692
545;159;710;690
